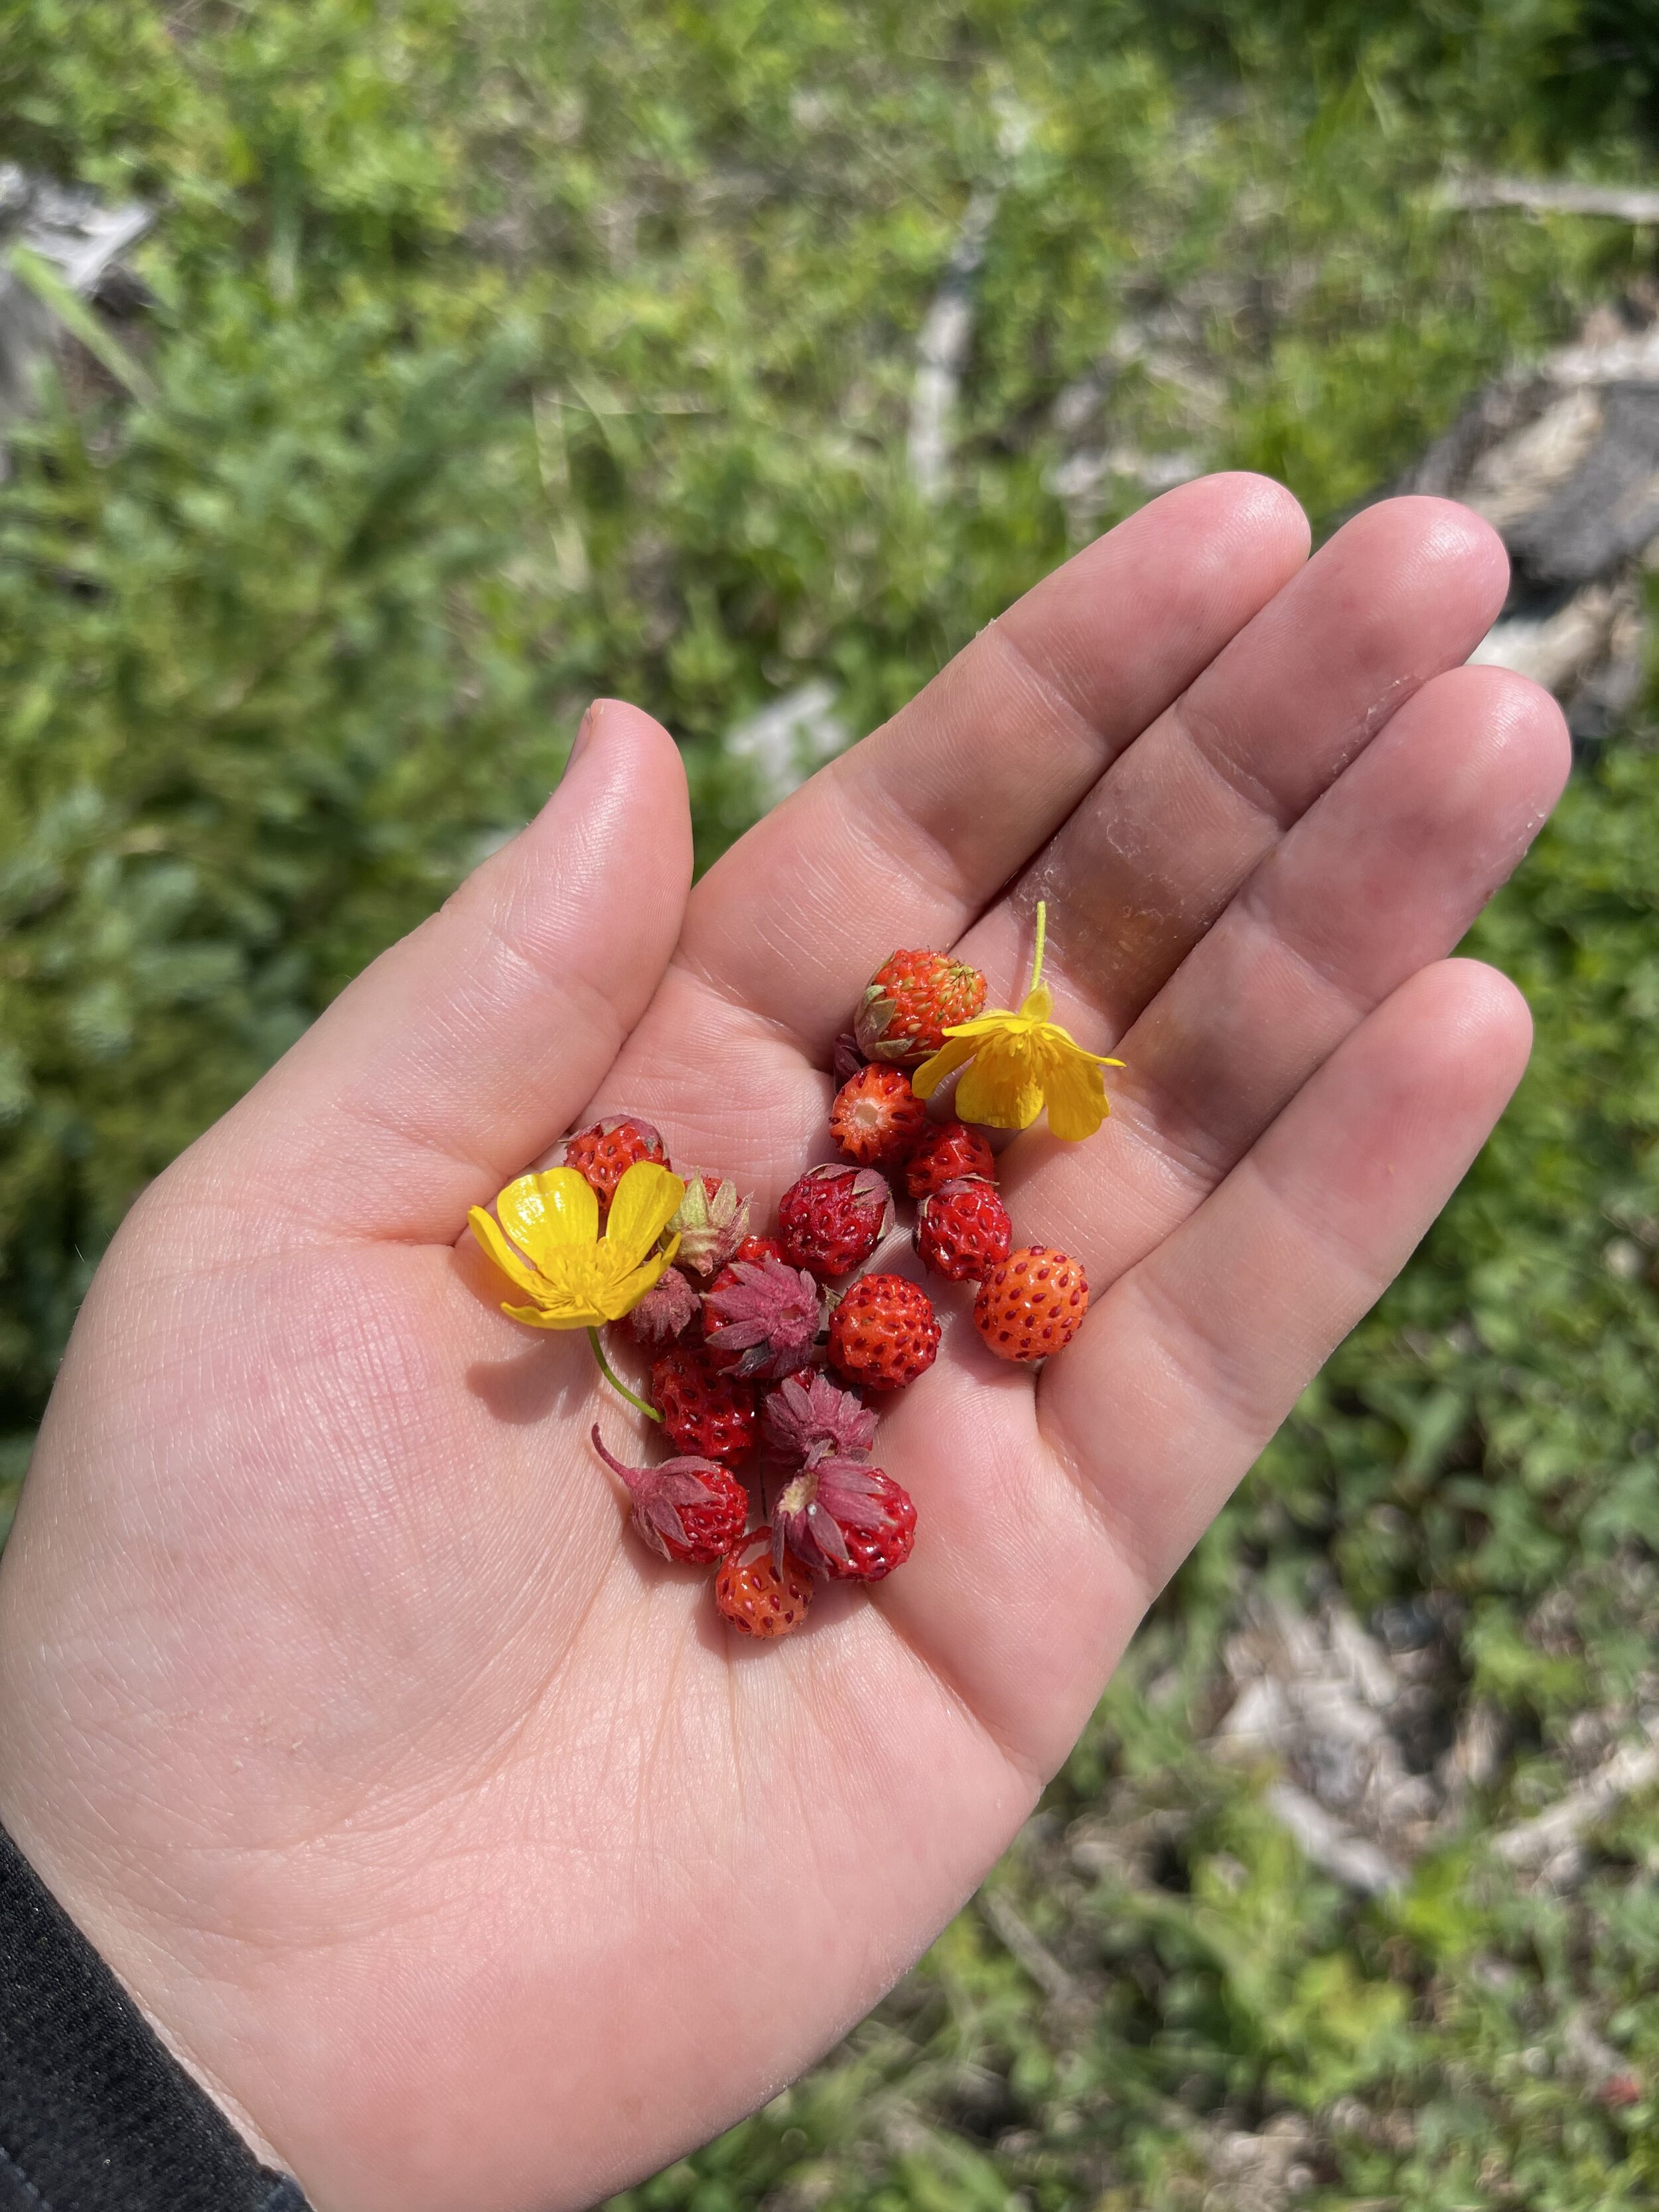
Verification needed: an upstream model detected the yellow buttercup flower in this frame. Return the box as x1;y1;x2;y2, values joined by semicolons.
469;1161;684;1329
911;904;1121;1140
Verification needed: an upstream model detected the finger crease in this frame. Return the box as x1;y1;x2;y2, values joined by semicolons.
1110;1081;1242;1209
981;615;1123;758
1244;1144;1402;1299
1033;1392;1165;1616
1236;885;1383;1028
841;765;985;924
1119;1261;1287;1456
873;1591;1048;1797
666;948;826;1059
1169;688;1299;834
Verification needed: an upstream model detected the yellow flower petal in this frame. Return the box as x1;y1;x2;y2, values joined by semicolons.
604;1163;685;1268
955;1037;1046;1131
911;1032;980;1099
907;905;1123;1143
480;1164;684;1335
1039;1042;1110;1140
497;1167;599;1268
938;1009;1025;1041
595;1246;676;1323
500;1297;603;1331
469;1205;540;1293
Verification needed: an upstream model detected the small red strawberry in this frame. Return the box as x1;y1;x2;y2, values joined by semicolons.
591;1428;749;1565
777;1164;894;1276
701;1256;823;1380
974;1246;1089;1362
562;1116;668;1205
855;949;987;1065
828;1273;940;1390
916;1175;1012;1282
735;1234;784;1265
627;1265;699;1349
830;1064;928;1167
905;1119;996;1199
772;1459;916;1582
651;1346;757;1463
715;1527;813;1638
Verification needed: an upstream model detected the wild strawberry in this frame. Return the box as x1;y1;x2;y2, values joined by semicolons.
974;1245;1090;1361
702;1256;823;1380
627;1265;699;1349
735;1234;784;1265
715;1527;813;1638
828;1273;940;1390
651;1346;756;1463
667;1170;751;1277
905;1120;995;1199
773;1459;916;1582
777;1164;894;1276
855;949;987;1065
591;1427;749;1565
561;1116;668;1205
760;1371;877;1465
830;1064;928;1167
916;1175;1012;1282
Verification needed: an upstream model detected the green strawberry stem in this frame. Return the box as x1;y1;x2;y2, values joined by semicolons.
587;1327;663;1422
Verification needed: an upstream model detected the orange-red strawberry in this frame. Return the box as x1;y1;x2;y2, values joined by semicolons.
591;1427;749;1564
715;1527;813;1638
905;1119;995;1199
735;1234;784;1265
651;1346;756;1462
828;1272;940;1389
773;1459;916;1582
778;1164;894;1277
830;1063;928;1167
561;1116;668;1204
974;1245;1089;1361
855;949;987;1065
916;1175;1012;1282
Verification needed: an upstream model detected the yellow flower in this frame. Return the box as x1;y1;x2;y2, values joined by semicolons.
911;904;1121;1140
469;1161;684;1329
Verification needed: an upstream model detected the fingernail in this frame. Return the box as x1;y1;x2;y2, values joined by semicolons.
564;699;603;776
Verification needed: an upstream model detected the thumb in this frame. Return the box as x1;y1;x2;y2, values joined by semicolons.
184;699;693;1244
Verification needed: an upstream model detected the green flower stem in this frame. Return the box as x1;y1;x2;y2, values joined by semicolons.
587;1327;662;1421
1030;899;1047;993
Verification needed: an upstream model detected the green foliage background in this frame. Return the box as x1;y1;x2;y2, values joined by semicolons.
5;1;1659;2203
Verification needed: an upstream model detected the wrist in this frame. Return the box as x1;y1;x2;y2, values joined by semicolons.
0;1810;305;2209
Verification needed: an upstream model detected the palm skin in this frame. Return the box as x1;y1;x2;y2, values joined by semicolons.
0;478;1569;2212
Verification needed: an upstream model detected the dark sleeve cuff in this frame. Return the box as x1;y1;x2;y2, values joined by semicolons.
0;1823;309;2212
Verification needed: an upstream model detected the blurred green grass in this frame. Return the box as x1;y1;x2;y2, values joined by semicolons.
5;3;1659;2203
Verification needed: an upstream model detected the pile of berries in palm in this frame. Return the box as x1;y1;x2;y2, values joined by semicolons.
577;949;1090;1641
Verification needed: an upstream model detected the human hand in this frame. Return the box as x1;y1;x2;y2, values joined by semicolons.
0;478;1567;2212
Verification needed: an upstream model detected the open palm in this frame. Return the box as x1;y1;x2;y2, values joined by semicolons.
0;479;1567;2212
